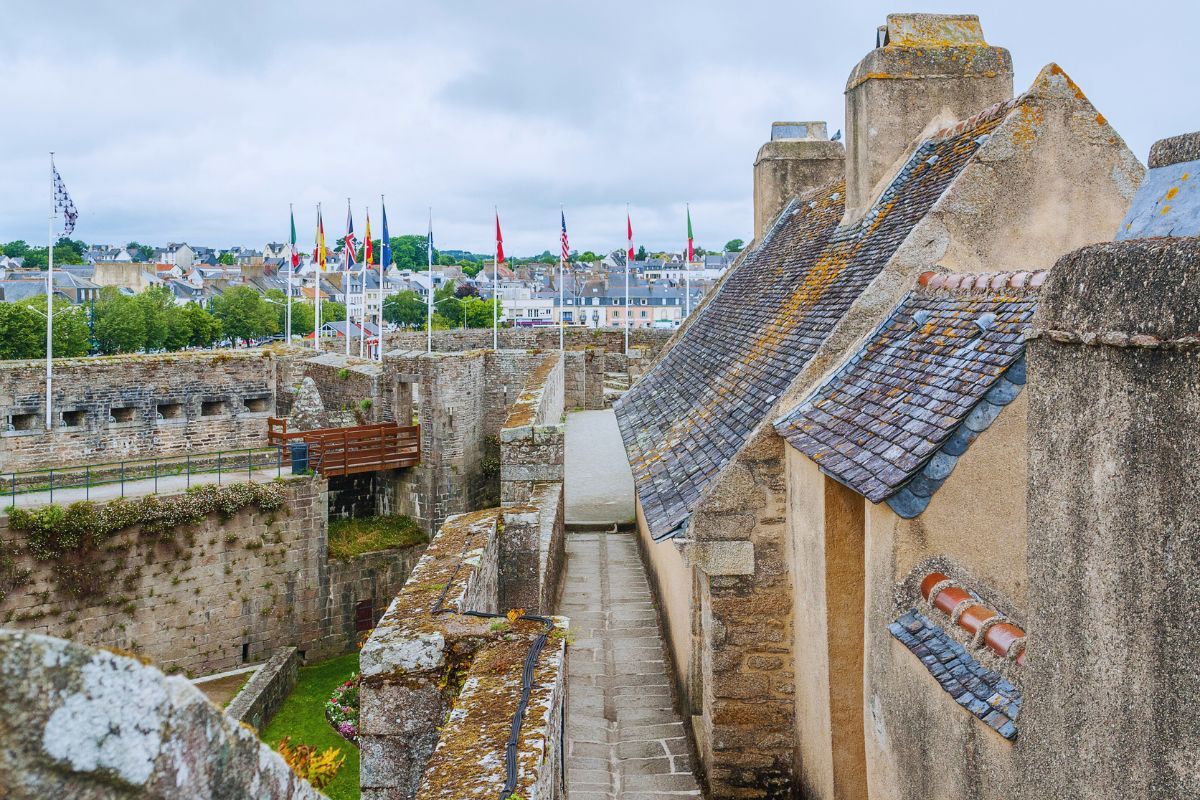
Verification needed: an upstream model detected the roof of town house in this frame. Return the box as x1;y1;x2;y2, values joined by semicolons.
774;270;1043;517
615;95;1022;540
1116;131;1200;240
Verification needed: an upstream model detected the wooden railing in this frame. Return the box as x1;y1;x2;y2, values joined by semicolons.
268;418;420;476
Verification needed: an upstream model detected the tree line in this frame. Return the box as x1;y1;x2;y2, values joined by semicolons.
382;282;501;330
0;286;348;359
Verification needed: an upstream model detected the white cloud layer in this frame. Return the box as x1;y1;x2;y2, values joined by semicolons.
1;0;1194;254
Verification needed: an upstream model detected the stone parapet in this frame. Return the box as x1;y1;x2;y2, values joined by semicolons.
359;507;568;800
0;630;323;799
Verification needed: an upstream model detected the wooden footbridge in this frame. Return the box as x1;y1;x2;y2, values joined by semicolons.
268;418;420;476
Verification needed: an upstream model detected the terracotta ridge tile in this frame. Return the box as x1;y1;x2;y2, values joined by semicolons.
920;571;1026;664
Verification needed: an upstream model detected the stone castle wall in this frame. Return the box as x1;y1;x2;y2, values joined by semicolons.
0;477;423;676
0;351;283;473
383;325;672;356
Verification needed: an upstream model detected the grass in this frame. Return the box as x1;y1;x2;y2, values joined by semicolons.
262;652;360;800
328;514;427;560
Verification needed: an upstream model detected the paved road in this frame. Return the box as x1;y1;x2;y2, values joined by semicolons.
562;530;702;799
565;410;635;526
2;466;286;513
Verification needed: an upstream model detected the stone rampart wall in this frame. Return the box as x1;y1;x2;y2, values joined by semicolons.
383;326;672;356
0;351;282;472
0;477;423;676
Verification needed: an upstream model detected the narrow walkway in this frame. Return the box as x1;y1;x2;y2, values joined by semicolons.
565;409;635;526
562;531;701;799
1;466;284;512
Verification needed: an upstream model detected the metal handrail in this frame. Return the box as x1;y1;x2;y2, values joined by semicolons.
4;446;285;510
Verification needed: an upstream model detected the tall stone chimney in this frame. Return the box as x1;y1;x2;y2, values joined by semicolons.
843;14;1012;221
752;121;844;241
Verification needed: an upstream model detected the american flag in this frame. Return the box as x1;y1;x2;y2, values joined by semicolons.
560;210;569;263
52;160;78;237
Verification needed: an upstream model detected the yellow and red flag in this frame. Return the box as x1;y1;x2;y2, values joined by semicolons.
364;210;373;266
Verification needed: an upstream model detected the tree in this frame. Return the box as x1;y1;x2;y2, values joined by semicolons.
133;285;176;351
182;302;221;347
127;242;154;261
0;303;45;358
389;235;437;271
437;254;456;266
577;251;599;263
209;286;279;344
454;283;480;299
460;296;501;328
322;301;347;323
383;291;428;328
17;295;90;357
94;288;148;354
724;239;744;252
461;262;484;278
3;240;30;258
286;300;315;336
217;252;236;265
635;245;647;261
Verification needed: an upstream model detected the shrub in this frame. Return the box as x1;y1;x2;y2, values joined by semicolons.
324;674;360;742
276;737;345;790
327;514;426;560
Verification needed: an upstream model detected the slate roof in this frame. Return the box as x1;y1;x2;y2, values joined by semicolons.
615;97;1018;540
775;271;1042;516
889;610;1021;740
1116;151;1200;240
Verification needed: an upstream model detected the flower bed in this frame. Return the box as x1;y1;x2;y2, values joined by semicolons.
325;673;360;742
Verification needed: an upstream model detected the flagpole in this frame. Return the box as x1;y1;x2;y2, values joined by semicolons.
559;206;565;353
427;207;433;353
315;202;322;352
286;203;294;347
685;203;692;320
45;153;55;431
493;207;499;351
379;193;386;363
625;203;631;355
359;206;367;359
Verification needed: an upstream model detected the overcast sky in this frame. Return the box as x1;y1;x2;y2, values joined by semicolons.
2;1;1195;256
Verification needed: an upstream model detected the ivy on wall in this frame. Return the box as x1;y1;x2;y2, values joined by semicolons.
5;481;289;604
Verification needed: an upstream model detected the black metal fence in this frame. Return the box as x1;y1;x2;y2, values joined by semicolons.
3;447;287;509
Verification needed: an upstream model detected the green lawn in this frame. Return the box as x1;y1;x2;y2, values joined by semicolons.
327;514;427;560
262;652;360;800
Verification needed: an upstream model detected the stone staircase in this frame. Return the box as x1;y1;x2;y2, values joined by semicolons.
603;371;631;403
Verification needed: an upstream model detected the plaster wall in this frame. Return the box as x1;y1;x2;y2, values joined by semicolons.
753;140;845;241
859;392;1028;799
635;498;693;695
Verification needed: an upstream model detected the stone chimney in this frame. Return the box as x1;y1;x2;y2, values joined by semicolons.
752;121;845;241
843;14;1013;222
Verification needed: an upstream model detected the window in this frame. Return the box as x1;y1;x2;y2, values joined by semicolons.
201;400;226;417
61;409;85;428
156;402;184;420
7;412;37;431
243;396;270;414
110;407;136;423
640;311;647;318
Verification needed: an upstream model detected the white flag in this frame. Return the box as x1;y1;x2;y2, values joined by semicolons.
52;162;78;237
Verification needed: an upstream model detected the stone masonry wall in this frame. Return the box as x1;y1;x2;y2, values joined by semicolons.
0;477;423;676
225;646;301;732
686;426;794;799
0;630;324;800
383;326;672;356
301;354;383;424
359;508;567;800
0;351;280;472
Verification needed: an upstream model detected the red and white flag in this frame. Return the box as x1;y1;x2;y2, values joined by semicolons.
495;211;506;266
626;212;634;264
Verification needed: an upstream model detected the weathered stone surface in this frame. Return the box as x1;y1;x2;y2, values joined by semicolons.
1023;235;1200;800
225;646;300;732
287;376;327;431
0;630;322;799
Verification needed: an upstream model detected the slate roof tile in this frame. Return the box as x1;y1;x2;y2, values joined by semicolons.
615;98;1020;540
775;271;1044;511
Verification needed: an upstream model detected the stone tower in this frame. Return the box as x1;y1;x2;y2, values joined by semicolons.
843;13;1013;222
752;121;844;241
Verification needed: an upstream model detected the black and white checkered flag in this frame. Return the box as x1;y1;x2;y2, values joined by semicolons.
52;162;78;237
